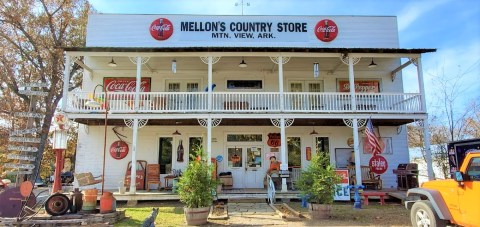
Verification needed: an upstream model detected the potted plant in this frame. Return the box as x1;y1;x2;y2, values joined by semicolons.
177;148;218;226
296;152;341;219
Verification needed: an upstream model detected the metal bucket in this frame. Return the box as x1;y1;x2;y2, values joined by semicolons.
82;189;98;211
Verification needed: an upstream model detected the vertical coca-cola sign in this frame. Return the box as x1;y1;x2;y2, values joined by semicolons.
150;18;173;40
314;19;338;42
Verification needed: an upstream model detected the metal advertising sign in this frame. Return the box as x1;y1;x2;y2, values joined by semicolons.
7;145;39;152
18;90;49;96
334;169;351;201
14;112;45;119
18;82;49;88
10;128;41;136
5;163;36;169
8;137;41;143
7;154;36;161
6;170;33;175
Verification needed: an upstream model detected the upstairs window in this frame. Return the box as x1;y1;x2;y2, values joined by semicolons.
227;80;263;89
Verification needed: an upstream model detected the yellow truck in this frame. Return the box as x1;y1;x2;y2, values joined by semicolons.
405;151;480;227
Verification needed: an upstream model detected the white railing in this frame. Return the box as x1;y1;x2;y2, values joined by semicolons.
66;92;423;114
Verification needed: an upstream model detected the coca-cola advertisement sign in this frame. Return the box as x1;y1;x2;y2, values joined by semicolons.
103;77;151;93
150;18;174;41
314;19;338;42
109;140;129;160
338;80;380;93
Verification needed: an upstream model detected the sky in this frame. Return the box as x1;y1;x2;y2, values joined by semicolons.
89;0;480;117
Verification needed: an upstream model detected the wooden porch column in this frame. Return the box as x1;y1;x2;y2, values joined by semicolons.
61;55;71;112
129;118;139;193
348;55;362;186
280;118;288;192
415;57;434;180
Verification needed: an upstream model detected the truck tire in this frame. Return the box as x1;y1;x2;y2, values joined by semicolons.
410;200;447;227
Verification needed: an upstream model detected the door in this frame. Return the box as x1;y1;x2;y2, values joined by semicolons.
226;146;264;188
166;80;200;110
288;81;324;110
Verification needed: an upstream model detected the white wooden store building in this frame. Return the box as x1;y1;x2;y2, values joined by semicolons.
61;14;436;194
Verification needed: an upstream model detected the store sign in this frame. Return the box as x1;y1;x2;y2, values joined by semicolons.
369;155;388;174
109;140;129;160
267;133;281;147
338;80;380;93
314;19;338;42
334;169;350;201
103;77;152;93
150;18;174;40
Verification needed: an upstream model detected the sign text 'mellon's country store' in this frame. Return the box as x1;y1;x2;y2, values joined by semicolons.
180;21;307;39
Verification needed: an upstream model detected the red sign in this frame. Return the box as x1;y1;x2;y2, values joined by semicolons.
109;140;129;160
363;137;385;154
369;155;388;174
103;77;151;93
335;169;349;184
149;18;174;41
338;80;380;93
314;19;338;42
267;133;281;147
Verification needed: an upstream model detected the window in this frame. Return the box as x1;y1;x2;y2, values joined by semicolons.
227;80;262;89
467;157;480;181
228;147;243;168
189;137;203;161
315;137;330;155
288;137;301;167
246;147;262;168
227;134;262;142
158;137;173;174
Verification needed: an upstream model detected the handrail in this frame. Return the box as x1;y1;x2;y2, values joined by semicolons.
266;174;275;204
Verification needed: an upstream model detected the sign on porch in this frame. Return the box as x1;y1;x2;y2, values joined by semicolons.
267;133;281;147
334;169;350;201
103;77;152;93
109;140;129;160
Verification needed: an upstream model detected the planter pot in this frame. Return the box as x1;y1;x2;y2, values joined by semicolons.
184;206;211;226
308;203;332;220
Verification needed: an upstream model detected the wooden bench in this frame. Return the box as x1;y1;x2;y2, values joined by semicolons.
348;165;382;190
74;172;103;187
362;191;387;205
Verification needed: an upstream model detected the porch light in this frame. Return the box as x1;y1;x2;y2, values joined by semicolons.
310;122;318;135
171;59;177;73
108;57;117;67
238;57;247;68
172;121;181;136
368;58;377;68
313;62;319;78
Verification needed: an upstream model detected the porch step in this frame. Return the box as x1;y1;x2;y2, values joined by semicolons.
228;198;266;203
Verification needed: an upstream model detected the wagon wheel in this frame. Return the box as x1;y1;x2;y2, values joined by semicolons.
45;193;71;216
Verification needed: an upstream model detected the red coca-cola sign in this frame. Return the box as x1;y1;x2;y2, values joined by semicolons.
109;140;129;160
103;77;151;93
314;19;338;42
369;155;388;174
150;18;173;41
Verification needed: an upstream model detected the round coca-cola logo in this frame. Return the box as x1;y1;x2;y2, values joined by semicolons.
314;19;338;42
109;140;129;160
149;18;173;41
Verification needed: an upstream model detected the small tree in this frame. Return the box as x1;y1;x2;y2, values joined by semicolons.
296;152;341;204
177;148;217;208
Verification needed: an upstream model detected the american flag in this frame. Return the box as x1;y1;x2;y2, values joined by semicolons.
365;119;382;155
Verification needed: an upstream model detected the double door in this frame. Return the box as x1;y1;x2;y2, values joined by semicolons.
226;146;264;188
166;80;200;110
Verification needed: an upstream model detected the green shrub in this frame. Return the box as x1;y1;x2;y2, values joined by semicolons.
296;152;341;204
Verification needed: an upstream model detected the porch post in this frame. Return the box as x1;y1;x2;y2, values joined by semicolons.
348;56;362;186
415;57;434;180
207;117;212;164
129;118;139;193
207;56;213;111
280;118;288;192
135;56;142;111
278;56;284;111
61;55;71;112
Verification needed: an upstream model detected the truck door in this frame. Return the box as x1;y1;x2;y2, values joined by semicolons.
458;156;480;226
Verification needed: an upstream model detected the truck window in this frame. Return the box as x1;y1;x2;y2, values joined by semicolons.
467;157;480;181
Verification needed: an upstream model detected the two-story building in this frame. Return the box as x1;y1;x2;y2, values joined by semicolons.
61;14;435;197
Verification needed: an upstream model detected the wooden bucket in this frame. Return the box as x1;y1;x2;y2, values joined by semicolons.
308;203;332;219
82;189;98;211
184;206;210;226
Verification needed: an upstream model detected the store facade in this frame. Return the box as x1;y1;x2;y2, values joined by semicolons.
62;14;435;193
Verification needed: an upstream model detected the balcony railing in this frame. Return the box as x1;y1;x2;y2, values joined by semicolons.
66;92;423;114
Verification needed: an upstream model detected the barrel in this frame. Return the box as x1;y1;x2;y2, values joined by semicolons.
184;206;210;226
82;189;98;211
100;192;115;213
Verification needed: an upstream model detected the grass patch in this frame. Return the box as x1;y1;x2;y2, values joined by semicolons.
115;206;184;227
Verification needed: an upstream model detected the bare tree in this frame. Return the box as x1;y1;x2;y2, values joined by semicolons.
0;0;92;182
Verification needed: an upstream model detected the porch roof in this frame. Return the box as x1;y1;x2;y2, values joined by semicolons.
62;46;436;54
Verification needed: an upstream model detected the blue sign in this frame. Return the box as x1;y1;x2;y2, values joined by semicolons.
216;155;223;162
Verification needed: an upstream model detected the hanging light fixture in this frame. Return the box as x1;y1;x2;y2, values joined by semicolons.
309;122;318;135
238;57;247;68
108;57;117;67
313;62;319;78
171;59;177;73
172;121;181;136
368;58;377;68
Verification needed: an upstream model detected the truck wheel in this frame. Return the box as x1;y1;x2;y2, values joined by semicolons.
410;201;447;227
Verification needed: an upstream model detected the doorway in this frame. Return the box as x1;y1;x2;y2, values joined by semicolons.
226;146;264;188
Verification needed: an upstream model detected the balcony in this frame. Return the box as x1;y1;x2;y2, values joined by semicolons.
66;92;423;114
